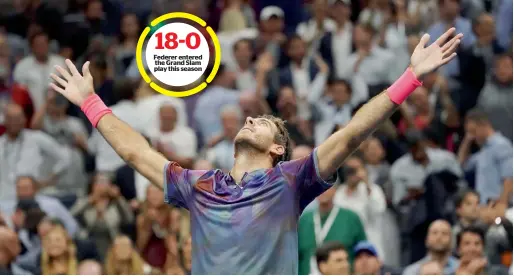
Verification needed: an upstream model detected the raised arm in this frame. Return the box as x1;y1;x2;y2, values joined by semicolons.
50;60;167;189
316;28;463;179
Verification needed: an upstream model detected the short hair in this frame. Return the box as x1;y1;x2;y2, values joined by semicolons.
258;114;292;166
465;108;491;125
356;23;376;36
456;226;485;249
113;78;137;101
285;34;304;49
328;78;353;93
455;189;480;208
28;30;48;47
316;241;346;266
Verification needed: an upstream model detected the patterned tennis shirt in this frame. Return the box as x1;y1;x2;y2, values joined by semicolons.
164;149;335;274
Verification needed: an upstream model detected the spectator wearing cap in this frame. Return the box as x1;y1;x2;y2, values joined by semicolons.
253;5;286;61
403;220;459;274
455;226;509;274
353;241;401;274
458;108;512;207
315;241;350;275
0;103;70;201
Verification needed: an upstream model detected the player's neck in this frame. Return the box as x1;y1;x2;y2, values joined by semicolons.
231;151;272;183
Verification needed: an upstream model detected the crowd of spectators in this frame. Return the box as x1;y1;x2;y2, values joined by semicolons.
0;0;512;274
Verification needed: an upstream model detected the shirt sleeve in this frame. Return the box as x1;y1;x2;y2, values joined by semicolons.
495;145;513;179
277;148;336;212
35;132;70;175
163;161;208;209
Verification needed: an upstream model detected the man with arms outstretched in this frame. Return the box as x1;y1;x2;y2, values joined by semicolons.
49;28;462;274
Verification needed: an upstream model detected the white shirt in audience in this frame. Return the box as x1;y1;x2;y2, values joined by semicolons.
13;55;66;110
333;181;387;259
88;100;143;172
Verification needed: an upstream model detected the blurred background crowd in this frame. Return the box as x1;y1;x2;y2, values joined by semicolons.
0;0;512;275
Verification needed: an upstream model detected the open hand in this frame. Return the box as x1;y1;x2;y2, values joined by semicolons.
410;28;463;77
50;59;94;106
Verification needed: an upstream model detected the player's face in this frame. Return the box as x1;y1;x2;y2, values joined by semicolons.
234;117;280;155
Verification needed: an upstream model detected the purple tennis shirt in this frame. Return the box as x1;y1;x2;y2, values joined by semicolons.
164;149;335;274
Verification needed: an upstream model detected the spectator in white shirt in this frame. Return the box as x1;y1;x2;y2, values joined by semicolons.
231;39;259;94
13;31;65;110
296;0;336;45
339;24;395;88
308;78;353;146
0;103;70;201
333;155;387;260
88;78;143;172
147;103;197;169
30;91;88;197
318;0;354;80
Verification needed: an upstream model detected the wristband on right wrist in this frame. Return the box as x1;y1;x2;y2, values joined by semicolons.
386;68;423;105
80;94;112;128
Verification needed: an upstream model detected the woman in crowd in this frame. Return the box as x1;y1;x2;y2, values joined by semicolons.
71;172;134;260
40;226;78;275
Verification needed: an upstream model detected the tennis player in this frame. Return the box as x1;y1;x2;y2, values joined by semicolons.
50;28;462;274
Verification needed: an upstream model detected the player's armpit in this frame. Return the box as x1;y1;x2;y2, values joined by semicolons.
96;114;168;189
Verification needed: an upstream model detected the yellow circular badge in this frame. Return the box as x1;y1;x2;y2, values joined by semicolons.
136;12;221;97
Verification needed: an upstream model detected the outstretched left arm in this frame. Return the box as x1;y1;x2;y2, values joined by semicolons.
316;28;463;180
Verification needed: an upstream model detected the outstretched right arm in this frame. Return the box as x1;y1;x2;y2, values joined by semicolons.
96;114;167;189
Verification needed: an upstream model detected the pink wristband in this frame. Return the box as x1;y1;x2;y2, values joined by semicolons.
386;68;423;104
80;94;112;128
